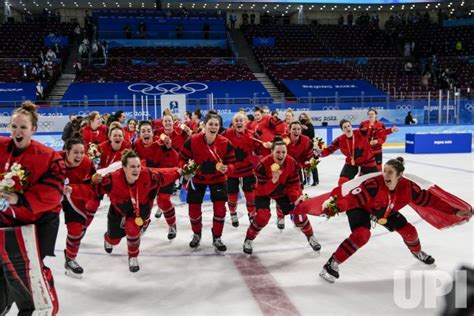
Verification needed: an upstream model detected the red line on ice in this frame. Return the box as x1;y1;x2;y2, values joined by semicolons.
233;255;301;316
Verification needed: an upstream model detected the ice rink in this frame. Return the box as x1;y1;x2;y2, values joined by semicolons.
10;151;474;315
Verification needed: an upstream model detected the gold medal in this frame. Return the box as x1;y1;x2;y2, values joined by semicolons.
180;123;186;130
135;217;144;226
283;138;291;145
160;133;167;141
377;218;387;225
270;163;280;171
216;162;223;171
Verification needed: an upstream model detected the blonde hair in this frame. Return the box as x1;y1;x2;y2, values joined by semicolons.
12;101;39;129
108;121;124;137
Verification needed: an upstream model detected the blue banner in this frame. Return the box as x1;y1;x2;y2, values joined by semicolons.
61;81;271;105
107;39;227;48
253;37;275;47
282;80;387;98
44;35;69;47
406;133;472;154
443;18;474;27
0;83;40;102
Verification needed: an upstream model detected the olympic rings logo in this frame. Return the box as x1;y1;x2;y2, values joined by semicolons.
0;112;10;117
322;106;339;111
344;114;357;121
464;103;473;112
127;82;209;96
37;121;54;130
396;104;412;112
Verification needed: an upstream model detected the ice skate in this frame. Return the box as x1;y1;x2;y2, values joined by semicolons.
212;236;227;254
319;256;340;283
189;233;201;249
243;238;253;255
64;250;84;279
412;250;435;265
230;213;239;228
307;235;321;252
128;257;139;273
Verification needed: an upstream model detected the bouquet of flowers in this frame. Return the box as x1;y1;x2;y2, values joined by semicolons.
304;157;320;171
0;162;29;212
322;195;340;218
181;159;200;177
88;143;101;166
313;137;325;151
0;162;29;193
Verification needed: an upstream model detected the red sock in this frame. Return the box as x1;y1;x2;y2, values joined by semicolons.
293;214;314;237
158;193;176;226
228;192;239;214
276;205;284;219
212;201;226;237
125;217;141;258
334;227;371;263
189;203;202;234
246;208;270;240
244;191;256;216
65;222;85;260
396;223;421;253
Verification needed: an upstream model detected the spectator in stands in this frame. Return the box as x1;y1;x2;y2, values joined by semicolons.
40;66;49;81
250;12;256;25
176;23;183;39
74;23;82;42
20;65;29;82
79;41;89;64
203;23;210;40
31;63;41;80
338;14;344;25
73;61;81;77
242;12;249;26
405;112;416;125
35;81;44;100
229;13;237;30
348;13;353;26
124;24;132;39
455;41;463;52
138;21;147;38
46;48;56;60
62;114;80;145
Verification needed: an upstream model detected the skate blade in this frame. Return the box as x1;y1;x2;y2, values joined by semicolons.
65;269;83;279
319;270;335;283
214;248;226;255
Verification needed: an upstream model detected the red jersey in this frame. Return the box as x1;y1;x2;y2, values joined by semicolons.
60;151;97;212
60;151;96;185
180;133;236;185
81;125;108;149
322;129;376;167
98;140;132;169
255;115;286;156
0;138;65;226
96;167;180;218
246;120;258;134
286;134;314;169
156;127;190;153
254;155;302;203
133;138;179;168
332;175;456;220
359;120;391;154
223;128;259;178
123;128;138;143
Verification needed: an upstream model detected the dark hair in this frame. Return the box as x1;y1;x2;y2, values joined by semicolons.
127;118;138;126
289;121;302;129
254;106;262;113
247;114;255;121
205;112;220;124
121;149;140;166
193;108;202;120
367;108;378;115
138;120;152;131
385;157;405;175
13;101;39;129
271;136;286;150
339;119;351;129
65;138;84;151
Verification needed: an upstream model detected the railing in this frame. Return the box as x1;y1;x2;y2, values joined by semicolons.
98;30;228;40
